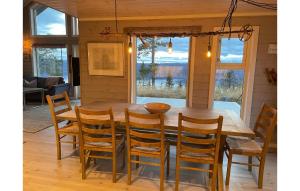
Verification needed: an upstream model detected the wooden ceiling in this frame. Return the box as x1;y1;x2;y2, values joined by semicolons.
26;0;277;20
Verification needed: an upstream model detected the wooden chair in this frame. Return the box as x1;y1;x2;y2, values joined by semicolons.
175;113;223;191
125;108;170;191
225;104;277;188
46;91;79;160
75;106;125;182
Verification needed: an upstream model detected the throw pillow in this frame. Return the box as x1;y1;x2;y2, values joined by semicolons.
24;79;37;88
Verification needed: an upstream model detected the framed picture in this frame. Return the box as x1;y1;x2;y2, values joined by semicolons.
87;42;124;76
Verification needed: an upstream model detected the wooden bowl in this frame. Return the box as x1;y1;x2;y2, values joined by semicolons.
144;102;171;114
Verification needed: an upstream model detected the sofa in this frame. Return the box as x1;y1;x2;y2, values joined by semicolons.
23;76;70;102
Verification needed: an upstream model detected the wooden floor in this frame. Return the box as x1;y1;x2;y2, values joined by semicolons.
24;126;277;191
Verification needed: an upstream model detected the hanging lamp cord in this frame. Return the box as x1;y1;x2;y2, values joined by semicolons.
114;0;119;33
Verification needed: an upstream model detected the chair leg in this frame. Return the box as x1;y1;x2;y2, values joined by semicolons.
81;151;86;179
78;136;82;163
175;156;180;191
127;154;131;185
258;157;266;188
211;164;218;191
136;155;140;169
56;135;61;160
166;146;170;177
248;156;252;171
160;158;165;191
112;152;116;183
72;136;76;149
225;152;233;185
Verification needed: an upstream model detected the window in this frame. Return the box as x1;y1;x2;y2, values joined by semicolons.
214;69;244;115
72;17;79;36
31;4;66;35
135;37;190;107
212;37;246;116
33;47;68;82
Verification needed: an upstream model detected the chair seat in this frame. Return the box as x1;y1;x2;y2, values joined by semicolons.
226;136;262;155
57;122;79;134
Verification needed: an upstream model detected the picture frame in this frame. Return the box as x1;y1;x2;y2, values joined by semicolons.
87;42;124;76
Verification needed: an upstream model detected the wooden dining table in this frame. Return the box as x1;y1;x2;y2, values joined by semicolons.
57;101;255;191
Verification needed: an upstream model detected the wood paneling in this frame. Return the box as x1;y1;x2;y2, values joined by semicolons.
32;0;276;20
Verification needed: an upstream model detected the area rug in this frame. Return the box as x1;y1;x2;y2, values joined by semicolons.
23;104;53;133
23;100;81;133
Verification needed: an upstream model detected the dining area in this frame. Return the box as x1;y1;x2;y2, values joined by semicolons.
19;1;280;190
27;91;276;191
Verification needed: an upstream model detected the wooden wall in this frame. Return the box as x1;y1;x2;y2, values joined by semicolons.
78;16;277;130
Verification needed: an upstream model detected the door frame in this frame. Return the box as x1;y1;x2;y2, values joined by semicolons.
208;26;260;126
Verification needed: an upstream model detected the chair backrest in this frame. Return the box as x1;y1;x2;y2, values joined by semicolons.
125;108;165;153
46;91;72;131
75;106;115;148
178;113;223;164
253;104;277;154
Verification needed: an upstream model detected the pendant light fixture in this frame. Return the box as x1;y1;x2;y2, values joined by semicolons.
167;38;173;54
206;36;211;58
128;36;132;53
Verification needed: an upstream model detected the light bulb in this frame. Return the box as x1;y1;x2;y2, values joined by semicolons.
128;40;132;54
207;45;211;58
168;47;173;54
167;38;173;54
206;50;211;58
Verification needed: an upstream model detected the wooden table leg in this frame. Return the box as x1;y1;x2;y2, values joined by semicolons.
217;135;226;191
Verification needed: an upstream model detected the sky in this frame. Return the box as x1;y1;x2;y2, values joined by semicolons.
220;38;244;63
36;7;66;35
137;37;244;64
137;37;190;64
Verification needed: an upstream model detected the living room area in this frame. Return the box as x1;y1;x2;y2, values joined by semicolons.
23;1;80;133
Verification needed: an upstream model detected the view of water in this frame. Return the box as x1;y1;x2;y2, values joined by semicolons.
137;78;186;88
